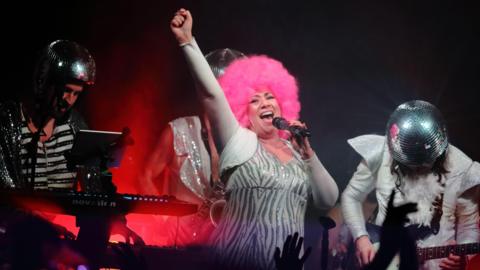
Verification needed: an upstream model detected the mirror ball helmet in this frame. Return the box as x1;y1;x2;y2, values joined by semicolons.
205;48;246;79
386;100;448;167
33;40;96;98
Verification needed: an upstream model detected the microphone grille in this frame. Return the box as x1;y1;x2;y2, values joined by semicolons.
272;117;288;129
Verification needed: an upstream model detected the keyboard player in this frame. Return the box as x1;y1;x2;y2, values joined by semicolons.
0;40;142;269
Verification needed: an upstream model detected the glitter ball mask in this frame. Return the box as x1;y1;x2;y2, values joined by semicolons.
386;100;448;167
34;40;96;99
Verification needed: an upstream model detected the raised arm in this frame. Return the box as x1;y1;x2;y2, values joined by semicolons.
170;8;239;151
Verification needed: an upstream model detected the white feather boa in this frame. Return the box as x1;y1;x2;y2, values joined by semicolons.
399;173;445;227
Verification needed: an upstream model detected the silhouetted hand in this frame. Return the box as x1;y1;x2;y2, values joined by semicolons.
382;190;417;227
111;242;147;270
111;216;146;246
365;190;418;270
129;229;146;246
274;232;311;270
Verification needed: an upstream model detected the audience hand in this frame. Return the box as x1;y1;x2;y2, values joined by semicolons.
274;232;311;270
382;190;417;227
364;190;418;270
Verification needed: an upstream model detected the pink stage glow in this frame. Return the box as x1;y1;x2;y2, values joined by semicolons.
49;29;198;246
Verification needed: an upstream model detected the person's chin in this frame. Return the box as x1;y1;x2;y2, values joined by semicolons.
53;109;68;119
258;126;276;136
407;165;432;176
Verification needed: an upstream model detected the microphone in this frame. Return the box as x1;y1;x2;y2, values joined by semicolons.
272;117;311;137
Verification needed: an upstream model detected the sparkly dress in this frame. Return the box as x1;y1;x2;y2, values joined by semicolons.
169;116;211;202
180;37;338;270
209;141;310;270
165;116;214;246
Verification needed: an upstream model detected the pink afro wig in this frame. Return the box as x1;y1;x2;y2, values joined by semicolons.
218;55;300;127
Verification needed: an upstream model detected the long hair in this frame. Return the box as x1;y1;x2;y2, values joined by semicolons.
391;151;449;190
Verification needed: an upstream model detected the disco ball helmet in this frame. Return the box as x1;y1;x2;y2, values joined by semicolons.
205;48;246;79
33;40;96;97
386;100;448;167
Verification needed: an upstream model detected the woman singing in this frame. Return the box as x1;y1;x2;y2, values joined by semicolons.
170;8;338;269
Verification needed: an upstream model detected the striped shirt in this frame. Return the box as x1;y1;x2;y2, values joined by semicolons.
19;118;76;190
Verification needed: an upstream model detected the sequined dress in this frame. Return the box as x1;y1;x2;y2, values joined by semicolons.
180;37;338;269
209;141;310;270
164;116;214;246
169;116;211;201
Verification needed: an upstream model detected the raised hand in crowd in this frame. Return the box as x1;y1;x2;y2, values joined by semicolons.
274;232;311;270
364;190;418;270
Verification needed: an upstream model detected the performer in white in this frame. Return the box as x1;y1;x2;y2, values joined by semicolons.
342;100;480;270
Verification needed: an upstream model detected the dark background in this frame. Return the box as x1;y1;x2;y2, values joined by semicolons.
2;0;479;267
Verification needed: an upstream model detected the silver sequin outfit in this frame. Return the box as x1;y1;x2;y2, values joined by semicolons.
164;116;214;246
210;141;310;270
170;116;211;201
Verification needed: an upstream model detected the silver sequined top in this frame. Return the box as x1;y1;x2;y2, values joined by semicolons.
170;116;212;201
